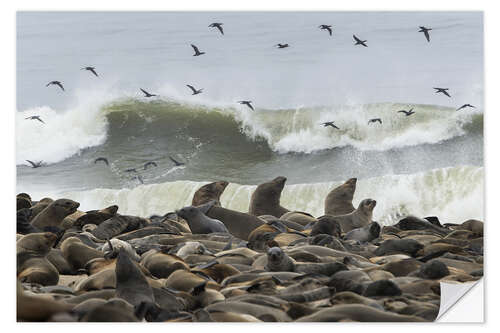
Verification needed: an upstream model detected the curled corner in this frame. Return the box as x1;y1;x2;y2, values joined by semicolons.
436;278;484;322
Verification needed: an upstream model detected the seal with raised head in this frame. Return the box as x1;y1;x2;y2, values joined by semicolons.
176;205;229;234
324;178;357;216
249;176;290;218
30;198;80;229
332;199;376;233
192;181;229;206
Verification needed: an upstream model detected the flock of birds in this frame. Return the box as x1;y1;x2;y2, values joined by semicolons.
23;20;477;179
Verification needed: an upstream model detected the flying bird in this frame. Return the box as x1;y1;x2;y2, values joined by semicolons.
140;88;157;98
275;43;289;49
169;156;185;167
125;168;138;173
81;66;99;77
25;115;45;124
238;101;254;111
456;104;475;111
144;161;158;170
209;23;224;35
434;87;451;97
191;44;205;56
186;84;203;95
321;121;340;129
318;25;333;36
368;118;382;124
398;108;415;116
46;81;65;91
419;26;432;42
26;160;43;168
94;157;109;166
353;35;368;47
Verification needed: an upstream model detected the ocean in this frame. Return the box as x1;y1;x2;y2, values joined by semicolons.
16;11;484;225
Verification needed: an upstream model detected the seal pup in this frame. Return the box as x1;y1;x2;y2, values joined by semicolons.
321;121;339;129
46;80;64;91
332;199;376;233
186;84;203;95
353;34;367;47
31;198;80;229
324;178;357;216
192;181;229;206
25;115;45;124
344;222;381;243
94;157;109;166
26;160;43;168
418;26;432;42
191;44;205;56
208;22;224;35
434;87;451;97
456;104;475;111
318;24;332;36
249;176;290;218
265;247;295;272
81;66;99;77
176;205;228;234
140;88;157;97
238;100;254;110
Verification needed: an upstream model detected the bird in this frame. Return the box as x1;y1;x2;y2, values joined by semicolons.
321;121;340;129
144;161;158;170
208;23;224;35
398;108;415;116
368;118;382;124
26;160;43;168
275;43;289;49
169;156;185;167
94;157;109;166
419;26;432;42
191;44;205;56
434;87;451;97
25;115;45;124
318;25;333;36
456;104;475;111
81;66;99;77
186;84;203;95
125;168;138;173
353;35;368;47
140;88;157;98
238;101;254;111
46;81;65;91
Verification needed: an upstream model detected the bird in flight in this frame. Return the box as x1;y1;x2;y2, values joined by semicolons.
321;121;340;129
398;108;415;116
191;44;205;56
456;104;475;111
46;81;65;91
318;25;333;36
419;26;432;42
238;101;254;111
434;87;451;97
144;161;158;170
94;157;109;166
368;118;382;124
209;23;224;35
169;156;185;167
25;115;45;124
275;43;290;49
26;160;43;168
125;168;138;173
186;84;203;95
353;35;368;47
81;66;99;77
140;88;157;98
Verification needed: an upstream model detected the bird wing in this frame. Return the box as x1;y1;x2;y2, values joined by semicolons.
326;27;332;35
89;68;99;77
424;30;430;42
46;82;51;87
397;110;406;113
169;156;184;165
26;160;36;167
246;102;254;110
353;35;361;42
216;25;224;35
377;119;382;123
456;105;465;111
186;85;197;93
25;116;31;120
140;88;149;96
56;82;65;91
36;117;45;124
191;44;200;53
443;90;451;97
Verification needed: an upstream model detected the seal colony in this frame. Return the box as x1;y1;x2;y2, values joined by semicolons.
16;178;483;322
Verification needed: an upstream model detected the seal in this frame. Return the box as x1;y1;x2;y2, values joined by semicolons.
265;247;295;272
192;181;229;206
279;211;317;227
344;222;381;243
249;176;290;218
60;237;104;271
30;198;80;229
17;193;32;211
140;249;190;279
331;199;376;233
28;198;53;221
176;205;229;234
324;178;357;216
310;215;342;238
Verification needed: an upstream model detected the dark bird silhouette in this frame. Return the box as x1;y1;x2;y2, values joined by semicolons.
456;104;475;111
238;101;254;111
94;157;109;166
144;161;158;170
398;108;415;116
140;88;157;98
186;84;203;95
133;175;144;184
169;156;185;167
319;25;333;36
46;81;65;91
434;87;451;97
191;44;205;56
353;35;368;47
26;160;43;168
125;168;138;173
81;66;99;77
419;26;432;42
321;121;340;129
209;23;224;35
368;118;382;124
25;115;45;124
275;43;289;49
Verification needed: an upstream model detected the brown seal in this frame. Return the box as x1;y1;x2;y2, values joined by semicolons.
60;237;104;271
30;198;80;229
192;181;229;206
249;176;290;218
324;178;357;216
